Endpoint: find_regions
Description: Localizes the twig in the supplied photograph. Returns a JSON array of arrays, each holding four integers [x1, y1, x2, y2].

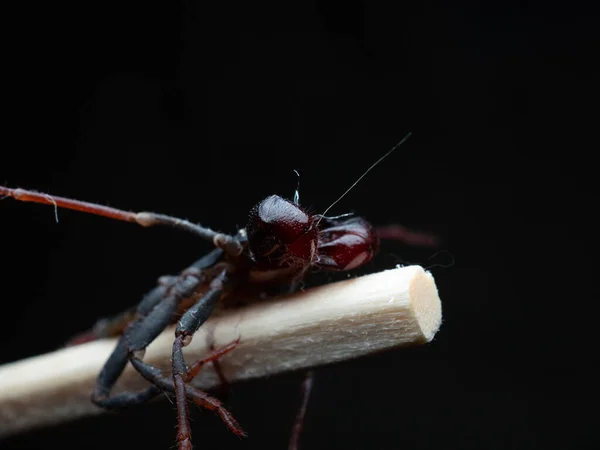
[[0, 265, 442, 438]]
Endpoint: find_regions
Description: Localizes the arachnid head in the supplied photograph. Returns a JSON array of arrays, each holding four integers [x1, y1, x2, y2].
[[247, 195, 318, 269]]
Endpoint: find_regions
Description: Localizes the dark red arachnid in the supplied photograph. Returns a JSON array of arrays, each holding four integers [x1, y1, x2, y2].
[[0, 136, 436, 450], [0, 184, 417, 450]]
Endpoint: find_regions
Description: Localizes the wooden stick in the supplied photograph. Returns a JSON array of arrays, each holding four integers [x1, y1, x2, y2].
[[0, 265, 442, 438]]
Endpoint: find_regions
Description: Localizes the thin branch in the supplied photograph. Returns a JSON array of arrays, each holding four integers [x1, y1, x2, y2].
[[0, 265, 442, 438]]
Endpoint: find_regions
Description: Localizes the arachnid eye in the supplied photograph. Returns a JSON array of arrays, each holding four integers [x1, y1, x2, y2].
[[247, 195, 318, 266]]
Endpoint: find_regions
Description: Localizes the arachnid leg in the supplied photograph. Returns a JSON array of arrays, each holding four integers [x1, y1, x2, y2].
[[0, 185, 243, 256], [130, 356, 245, 438], [376, 224, 439, 247], [186, 338, 240, 382], [170, 268, 237, 449], [93, 337, 239, 412], [202, 327, 236, 398], [91, 251, 224, 408], [92, 385, 163, 410], [288, 371, 315, 450], [135, 213, 243, 256], [91, 281, 179, 405], [105, 267, 241, 449], [209, 351, 233, 400]]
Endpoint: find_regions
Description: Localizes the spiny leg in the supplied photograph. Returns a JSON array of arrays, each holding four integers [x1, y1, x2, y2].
[[0, 185, 242, 255]]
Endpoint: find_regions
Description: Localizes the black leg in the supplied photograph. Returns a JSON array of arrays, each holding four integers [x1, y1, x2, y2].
[[91, 282, 176, 404], [95, 385, 162, 410], [92, 284, 181, 404], [170, 268, 236, 449], [91, 256, 220, 406], [92, 263, 241, 450], [135, 213, 243, 256]]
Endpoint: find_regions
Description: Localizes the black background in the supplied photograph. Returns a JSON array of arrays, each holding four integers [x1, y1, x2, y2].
[[1, 2, 598, 450]]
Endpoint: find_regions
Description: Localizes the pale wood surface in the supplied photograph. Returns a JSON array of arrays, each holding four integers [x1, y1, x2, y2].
[[0, 265, 442, 438]]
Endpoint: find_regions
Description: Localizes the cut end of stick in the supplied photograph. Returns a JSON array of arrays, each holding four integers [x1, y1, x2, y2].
[[410, 268, 443, 342], [0, 265, 442, 438]]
